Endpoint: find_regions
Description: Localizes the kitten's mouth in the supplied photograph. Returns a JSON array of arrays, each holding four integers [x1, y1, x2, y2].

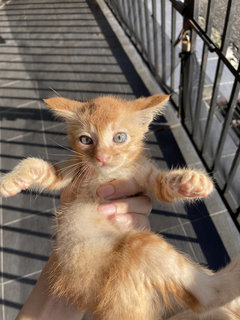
[[97, 162, 109, 168], [97, 163, 111, 170]]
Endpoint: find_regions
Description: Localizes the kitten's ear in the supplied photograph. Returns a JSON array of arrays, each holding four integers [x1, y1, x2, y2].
[[43, 97, 82, 120], [132, 94, 170, 125]]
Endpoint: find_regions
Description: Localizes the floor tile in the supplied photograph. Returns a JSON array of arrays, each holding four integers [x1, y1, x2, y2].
[[210, 210, 240, 260], [170, 125, 202, 166], [2, 215, 52, 282], [2, 192, 55, 225], [3, 271, 40, 320], [181, 216, 231, 270], [203, 188, 228, 215], [0, 286, 5, 320], [159, 224, 197, 261], [0, 105, 43, 141], [150, 199, 183, 233], [1, 131, 47, 173]]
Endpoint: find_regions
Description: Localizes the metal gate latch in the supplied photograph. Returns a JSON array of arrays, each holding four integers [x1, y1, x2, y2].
[[174, 26, 191, 52]]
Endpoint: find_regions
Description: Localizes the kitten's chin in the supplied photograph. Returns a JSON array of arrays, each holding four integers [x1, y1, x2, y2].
[[97, 166, 117, 175], [95, 163, 123, 176]]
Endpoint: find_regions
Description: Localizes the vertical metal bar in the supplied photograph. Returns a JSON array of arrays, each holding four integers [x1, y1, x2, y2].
[[126, 0, 134, 34], [213, 64, 240, 172], [161, 0, 166, 83], [187, 0, 199, 127], [122, 0, 128, 18], [171, 5, 176, 90], [144, 0, 153, 65], [138, 0, 146, 55], [189, 2, 198, 51], [223, 143, 240, 195], [202, 0, 237, 157], [117, 0, 122, 11], [201, 58, 224, 153], [152, 0, 160, 75], [192, 0, 216, 143], [132, 0, 139, 40], [115, 0, 125, 23], [180, 0, 198, 130], [112, 0, 118, 11]]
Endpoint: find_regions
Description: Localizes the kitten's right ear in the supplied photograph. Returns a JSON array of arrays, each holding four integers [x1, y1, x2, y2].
[[43, 97, 82, 121]]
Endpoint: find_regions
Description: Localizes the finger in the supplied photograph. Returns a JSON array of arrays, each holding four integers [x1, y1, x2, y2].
[[96, 178, 143, 199], [110, 213, 151, 231], [98, 195, 152, 217]]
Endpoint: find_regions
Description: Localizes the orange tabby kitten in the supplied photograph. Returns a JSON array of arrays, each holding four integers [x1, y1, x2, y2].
[[0, 94, 239, 320]]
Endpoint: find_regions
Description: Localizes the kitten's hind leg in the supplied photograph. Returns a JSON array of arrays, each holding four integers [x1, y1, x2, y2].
[[94, 232, 240, 319], [0, 157, 68, 197], [142, 232, 240, 315]]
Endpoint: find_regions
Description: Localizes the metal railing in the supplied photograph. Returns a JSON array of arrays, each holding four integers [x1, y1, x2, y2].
[[104, 0, 240, 230]]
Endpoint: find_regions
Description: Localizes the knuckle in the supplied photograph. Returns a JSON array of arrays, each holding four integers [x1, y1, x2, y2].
[[116, 201, 129, 214]]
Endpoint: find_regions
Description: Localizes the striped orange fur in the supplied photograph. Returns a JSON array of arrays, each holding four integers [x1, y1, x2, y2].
[[0, 94, 239, 319]]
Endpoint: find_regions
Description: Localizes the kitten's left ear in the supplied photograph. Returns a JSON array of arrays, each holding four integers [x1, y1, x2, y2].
[[132, 94, 170, 125], [43, 97, 82, 120]]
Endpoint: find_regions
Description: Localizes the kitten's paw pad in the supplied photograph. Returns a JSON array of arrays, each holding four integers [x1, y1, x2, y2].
[[0, 174, 34, 198], [168, 171, 213, 199]]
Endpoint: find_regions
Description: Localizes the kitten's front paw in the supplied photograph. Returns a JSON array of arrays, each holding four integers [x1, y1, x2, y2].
[[0, 173, 33, 197], [166, 170, 213, 200], [0, 158, 44, 197]]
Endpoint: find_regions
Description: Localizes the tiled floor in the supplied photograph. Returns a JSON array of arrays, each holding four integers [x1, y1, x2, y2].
[[0, 0, 239, 319]]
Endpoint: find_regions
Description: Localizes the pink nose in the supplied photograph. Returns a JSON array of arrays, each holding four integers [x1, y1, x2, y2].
[[96, 153, 110, 166]]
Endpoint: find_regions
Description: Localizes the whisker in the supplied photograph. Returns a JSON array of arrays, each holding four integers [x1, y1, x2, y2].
[[70, 168, 84, 192], [57, 156, 88, 170], [46, 137, 86, 158], [48, 88, 78, 115], [73, 164, 92, 188], [81, 166, 92, 186], [58, 162, 82, 178], [49, 141, 75, 155], [47, 153, 70, 157], [49, 87, 63, 98]]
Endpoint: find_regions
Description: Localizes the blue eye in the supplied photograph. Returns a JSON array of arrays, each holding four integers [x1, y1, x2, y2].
[[113, 132, 127, 144], [79, 135, 93, 145]]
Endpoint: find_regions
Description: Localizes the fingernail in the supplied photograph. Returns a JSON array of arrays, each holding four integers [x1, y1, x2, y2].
[[98, 204, 116, 215], [97, 185, 115, 198]]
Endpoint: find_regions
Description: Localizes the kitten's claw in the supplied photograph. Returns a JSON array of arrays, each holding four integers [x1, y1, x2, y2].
[[167, 170, 213, 199]]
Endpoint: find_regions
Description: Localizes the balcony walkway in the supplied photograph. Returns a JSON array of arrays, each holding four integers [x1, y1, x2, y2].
[[0, 0, 239, 319]]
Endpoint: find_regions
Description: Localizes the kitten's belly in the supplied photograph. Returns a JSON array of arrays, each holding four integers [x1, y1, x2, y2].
[[55, 198, 121, 285], [57, 197, 120, 249]]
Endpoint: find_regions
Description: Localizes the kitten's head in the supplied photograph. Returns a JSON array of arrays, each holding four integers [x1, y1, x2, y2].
[[44, 94, 169, 174]]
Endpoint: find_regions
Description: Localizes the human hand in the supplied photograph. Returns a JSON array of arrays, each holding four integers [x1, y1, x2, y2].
[[97, 179, 152, 230], [61, 179, 152, 231]]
